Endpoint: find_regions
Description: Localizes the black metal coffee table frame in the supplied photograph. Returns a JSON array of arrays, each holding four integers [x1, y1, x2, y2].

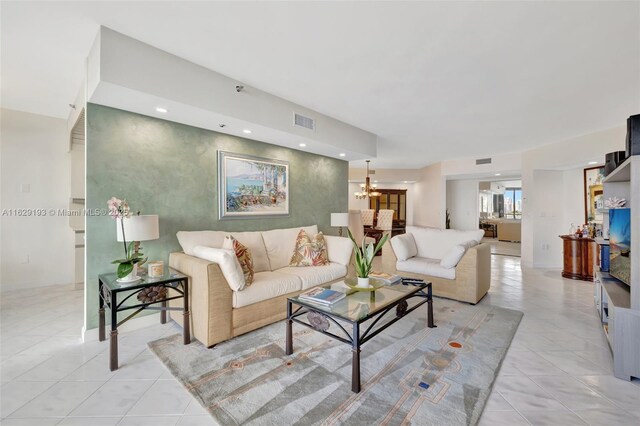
[[286, 280, 434, 393]]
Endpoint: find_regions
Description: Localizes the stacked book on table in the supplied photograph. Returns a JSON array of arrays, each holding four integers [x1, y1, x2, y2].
[[299, 287, 346, 306], [369, 271, 402, 284]]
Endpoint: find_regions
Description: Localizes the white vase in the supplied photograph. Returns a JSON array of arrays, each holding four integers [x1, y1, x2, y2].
[[117, 264, 140, 283], [357, 277, 370, 288]]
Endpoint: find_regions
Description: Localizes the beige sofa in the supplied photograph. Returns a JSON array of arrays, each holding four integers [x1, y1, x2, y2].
[[382, 226, 491, 304], [168, 225, 353, 347]]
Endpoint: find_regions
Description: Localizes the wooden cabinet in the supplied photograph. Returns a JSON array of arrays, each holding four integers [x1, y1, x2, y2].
[[560, 235, 598, 281], [368, 189, 407, 229]]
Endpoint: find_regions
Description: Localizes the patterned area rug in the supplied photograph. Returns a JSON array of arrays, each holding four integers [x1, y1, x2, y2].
[[148, 299, 522, 425]]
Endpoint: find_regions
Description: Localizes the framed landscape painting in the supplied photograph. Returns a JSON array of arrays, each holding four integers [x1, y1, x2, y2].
[[584, 166, 605, 223], [218, 151, 289, 219]]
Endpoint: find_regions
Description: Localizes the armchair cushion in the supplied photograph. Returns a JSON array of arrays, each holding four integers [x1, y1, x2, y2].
[[440, 245, 466, 269], [396, 257, 456, 280], [390, 233, 418, 261], [192, 245, 246, 291]]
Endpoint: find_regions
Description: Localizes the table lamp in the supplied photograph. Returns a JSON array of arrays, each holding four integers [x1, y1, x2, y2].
[[116, 215, 159, 281], [331, 213, 349, 237]]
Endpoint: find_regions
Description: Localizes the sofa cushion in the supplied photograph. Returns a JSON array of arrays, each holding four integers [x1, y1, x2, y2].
[[192, 245, 246, 291], [406, 226, 483, 260], [222, 236, 254, 286], [289, 230, 330, 267], [390, 233, 418, 261], [177, 230, 226, 256], [261, 225, 318, 270], [396, 257, 456, 280], [440, 245, 466, 269], [232, 271, 302, 308], [279, 263, 347, 290], [324, 235, 352, 266], [228, 232, 270, 273], [176, 230, 270, 273]]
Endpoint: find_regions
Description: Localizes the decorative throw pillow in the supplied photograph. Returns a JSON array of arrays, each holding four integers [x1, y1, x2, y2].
[[223, 236, 254, 286], [289, 229, 330, 267]]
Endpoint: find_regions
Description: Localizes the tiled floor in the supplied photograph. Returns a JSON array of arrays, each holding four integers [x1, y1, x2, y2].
[[0, 285, 213, 425], [478, 258, 640, 425], [482, 237, 521, 257], [1, 256, 639, 425]]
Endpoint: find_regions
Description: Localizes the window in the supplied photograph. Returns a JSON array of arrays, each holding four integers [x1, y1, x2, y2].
[[504, 187, 522, 219]]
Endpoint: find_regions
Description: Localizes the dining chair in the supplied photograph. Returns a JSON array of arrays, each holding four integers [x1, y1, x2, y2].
[[361, 209, 375, 227]]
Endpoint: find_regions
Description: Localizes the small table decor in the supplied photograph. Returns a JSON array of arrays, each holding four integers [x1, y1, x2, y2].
[[343, 277, 387, 292]]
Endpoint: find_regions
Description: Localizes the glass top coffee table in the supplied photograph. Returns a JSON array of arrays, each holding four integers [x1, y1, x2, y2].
[[286, 278, 434, 393]]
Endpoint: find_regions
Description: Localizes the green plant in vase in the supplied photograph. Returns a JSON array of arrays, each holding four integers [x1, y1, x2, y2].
[[107, 197, 146, 280], [347, 229, 389, 287]]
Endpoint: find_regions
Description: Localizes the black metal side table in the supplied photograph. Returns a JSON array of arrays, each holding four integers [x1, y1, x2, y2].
[[98, 267, 190, 371]]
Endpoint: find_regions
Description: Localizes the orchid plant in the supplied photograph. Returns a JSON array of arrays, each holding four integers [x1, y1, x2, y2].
[[347, 229, 389, 278], [108, 197, 146, 278]]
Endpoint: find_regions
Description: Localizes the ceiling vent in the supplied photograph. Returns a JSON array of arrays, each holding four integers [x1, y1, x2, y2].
[[475, 157, 492, 165], [293, 113, 315, 131]]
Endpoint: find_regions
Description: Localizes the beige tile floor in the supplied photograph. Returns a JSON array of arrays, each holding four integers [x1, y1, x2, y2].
[[1, 256, 639, 425]]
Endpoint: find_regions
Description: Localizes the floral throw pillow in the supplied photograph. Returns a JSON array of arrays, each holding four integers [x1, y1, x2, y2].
[[223, 236, 254, 286], [289, 229, 330, 267]]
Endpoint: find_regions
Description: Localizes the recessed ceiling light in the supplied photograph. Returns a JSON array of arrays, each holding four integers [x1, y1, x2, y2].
[[403, 181, 408, 183], [243, 129, 252, 134], [588, 161, 598, 165], [495, 173, 501, 176], [299, 143, 306, 147], [155, 107, 168, 113], [339, 153, 346, 157]]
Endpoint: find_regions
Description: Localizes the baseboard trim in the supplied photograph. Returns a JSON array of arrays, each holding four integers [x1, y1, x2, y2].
[[82, 312, 161, 342]]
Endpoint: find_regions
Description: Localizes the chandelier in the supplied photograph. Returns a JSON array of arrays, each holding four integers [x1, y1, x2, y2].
[[354, 160, 381, 199]]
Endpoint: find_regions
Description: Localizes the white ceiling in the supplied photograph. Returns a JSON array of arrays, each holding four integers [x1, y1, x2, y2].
[[2, 1, 639, 168]]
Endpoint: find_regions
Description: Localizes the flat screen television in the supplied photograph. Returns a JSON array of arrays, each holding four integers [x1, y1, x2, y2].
[[609, 208, 631, 286]]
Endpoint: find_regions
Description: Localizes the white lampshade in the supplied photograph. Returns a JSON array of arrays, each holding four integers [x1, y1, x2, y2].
[[116, 215, 160, 242], [330, 213, 349, 227]]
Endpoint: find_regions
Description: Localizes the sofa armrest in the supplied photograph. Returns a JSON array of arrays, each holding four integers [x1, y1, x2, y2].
[[169, 252, 233, 347], [455, 243, 491, 303]]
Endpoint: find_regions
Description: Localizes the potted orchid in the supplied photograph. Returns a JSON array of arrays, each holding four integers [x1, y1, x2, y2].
[[107, 197, 146, 281], [347, 229, 389, 288]]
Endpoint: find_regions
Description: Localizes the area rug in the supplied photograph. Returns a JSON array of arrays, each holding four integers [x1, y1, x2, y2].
[[148, 299, 522, 425]]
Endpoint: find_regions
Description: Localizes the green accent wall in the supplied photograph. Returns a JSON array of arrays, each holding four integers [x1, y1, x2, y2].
[[86, 104, 348, 330]]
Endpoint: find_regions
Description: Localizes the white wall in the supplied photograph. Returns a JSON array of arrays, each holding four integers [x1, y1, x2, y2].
[[446, 179, 479, 230], [413, 162, 445, 228], [530, 170, 565, 268], [0, 109, 74, 291], [521, 126, 626, 267], [441, 152, 522, 178]]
